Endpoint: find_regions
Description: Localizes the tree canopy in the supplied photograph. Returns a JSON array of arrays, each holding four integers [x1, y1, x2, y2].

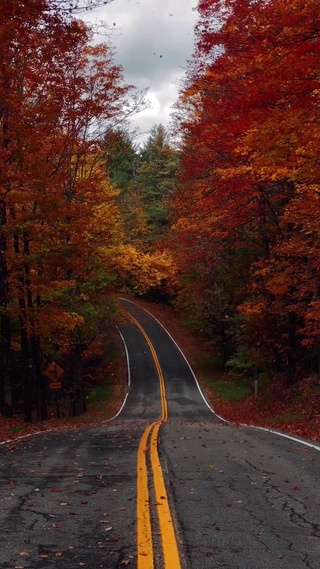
[[166, 0, 320, 383]]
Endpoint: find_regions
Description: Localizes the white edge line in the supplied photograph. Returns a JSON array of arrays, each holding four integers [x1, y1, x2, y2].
[[0, 327, 131, 446], [120, 297, 320, 452], [104, 326, 131, 422], [0, 430, 55, 446], [241, 424, 320, 452]]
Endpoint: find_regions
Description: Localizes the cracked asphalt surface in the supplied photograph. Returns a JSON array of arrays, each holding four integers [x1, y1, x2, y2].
[[0, 299, 319, 568]]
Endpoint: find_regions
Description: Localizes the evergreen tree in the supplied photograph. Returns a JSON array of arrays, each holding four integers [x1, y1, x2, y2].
[[136, 124, 180, 245], [105, 125, 180, 249]]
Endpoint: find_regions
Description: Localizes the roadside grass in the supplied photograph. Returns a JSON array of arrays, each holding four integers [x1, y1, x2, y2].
[[86, 385, 113, 409], [8, 425, 28, 434], [194, 353, 253, 402], [207, 375, 252, 402], [266, 411, 305, 425], [54, 385, 119, 424], [58, 408, 112, 424]]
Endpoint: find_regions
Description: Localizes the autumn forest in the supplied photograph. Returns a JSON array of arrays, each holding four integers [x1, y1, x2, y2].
[[1, 0, 320, 429]]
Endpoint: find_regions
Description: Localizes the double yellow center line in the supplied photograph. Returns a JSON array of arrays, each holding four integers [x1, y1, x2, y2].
[[130, 315, 181, 569]]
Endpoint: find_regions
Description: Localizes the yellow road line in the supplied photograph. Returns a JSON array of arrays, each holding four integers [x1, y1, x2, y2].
[[129, 315, 168, 420], [150, 422, 182, 569], [128, 313, 181, 569], [137, 422, 156, 568]]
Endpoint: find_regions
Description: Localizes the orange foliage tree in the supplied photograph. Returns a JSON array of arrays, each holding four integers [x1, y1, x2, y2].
[[0, 0, 136, 419]]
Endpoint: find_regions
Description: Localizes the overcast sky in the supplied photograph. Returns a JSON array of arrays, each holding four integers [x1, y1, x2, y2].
[[85, 0, 198, 142]]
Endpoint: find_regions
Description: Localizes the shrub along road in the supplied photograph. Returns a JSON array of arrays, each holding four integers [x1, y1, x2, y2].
[[0, 300, 319, 568]]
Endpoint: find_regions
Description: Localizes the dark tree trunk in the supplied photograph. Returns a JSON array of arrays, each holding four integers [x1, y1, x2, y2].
[[13, 233, 33, 422], [31, 334, 47, 421], [0, 203, 12, 416], [70, 344, 86, 417], [0, 64, 13, 416], [0, 313, 12, 417], [287, 311, 297, 386], [20, 321, 32, 422], [23, 236, 47, 421]]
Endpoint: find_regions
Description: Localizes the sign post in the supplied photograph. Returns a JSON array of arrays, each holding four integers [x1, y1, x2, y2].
[[45, 363, 64, 419]]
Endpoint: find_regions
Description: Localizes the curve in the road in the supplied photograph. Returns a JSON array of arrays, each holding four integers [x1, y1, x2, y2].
[[120, 297, 226, 422], [120, 298, 320, 452]]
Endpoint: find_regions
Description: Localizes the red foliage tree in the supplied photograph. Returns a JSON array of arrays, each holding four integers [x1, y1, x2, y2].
[[169, 0, 320, 382]]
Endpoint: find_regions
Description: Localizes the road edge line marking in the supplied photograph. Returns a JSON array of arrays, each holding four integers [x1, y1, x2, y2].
[[240, 424, 320, 452], [104, 326, 131, 421]]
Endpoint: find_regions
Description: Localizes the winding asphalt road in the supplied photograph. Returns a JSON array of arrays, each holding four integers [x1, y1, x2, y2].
[[0, 299, 319, 569]]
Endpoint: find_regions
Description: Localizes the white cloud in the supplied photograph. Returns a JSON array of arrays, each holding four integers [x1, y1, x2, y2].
[[85, 0, 198, 142]]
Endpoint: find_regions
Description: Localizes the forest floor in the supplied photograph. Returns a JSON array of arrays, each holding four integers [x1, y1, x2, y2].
[[0, 297, 319, 443]]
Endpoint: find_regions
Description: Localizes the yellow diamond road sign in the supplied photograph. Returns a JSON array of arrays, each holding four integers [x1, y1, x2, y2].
[[45, 362, 64, 382]]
